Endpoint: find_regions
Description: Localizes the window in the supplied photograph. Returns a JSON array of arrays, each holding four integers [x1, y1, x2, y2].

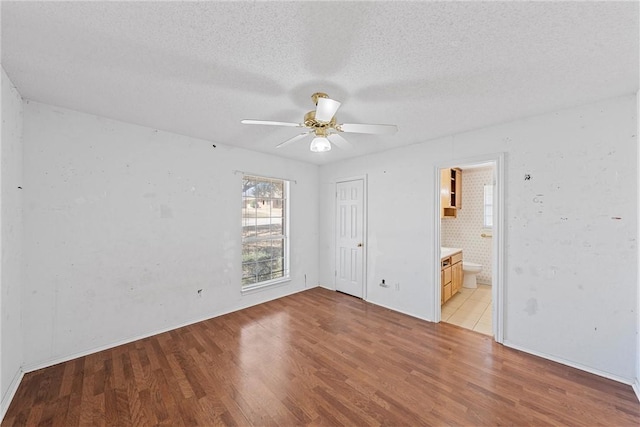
[[483, 184, 493, 228], [241, 175, 289, 290]]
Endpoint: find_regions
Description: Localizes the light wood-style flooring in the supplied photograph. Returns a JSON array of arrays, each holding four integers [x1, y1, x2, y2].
[[3, 287, 639, 426]]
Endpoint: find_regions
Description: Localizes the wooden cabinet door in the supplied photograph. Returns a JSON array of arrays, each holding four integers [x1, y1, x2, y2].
[[443, 266, 452, 285], [442, 265, 452, 303], [452, 262, 463, 294], [444, 282, 452, 302], [441, 168, 461, 218], [440, 169, 451, 208], [451, 252, 463, 265]]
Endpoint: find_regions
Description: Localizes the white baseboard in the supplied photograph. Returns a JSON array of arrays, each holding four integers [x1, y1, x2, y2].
[[365, 299, 432, 323], [1, 367, 24, 423], [318, 286, 432, 322], [22, 286, 312, 374], [503, 340, 634, 387], [363, 298, 638, 399]]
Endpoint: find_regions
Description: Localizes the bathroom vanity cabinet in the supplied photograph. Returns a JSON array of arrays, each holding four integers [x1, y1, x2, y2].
[[440, 168, 462, 218], [441, 250, 463, 304]]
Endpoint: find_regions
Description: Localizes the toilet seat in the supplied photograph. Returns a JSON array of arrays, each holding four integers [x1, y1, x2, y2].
[[463, 262, 482, 273]]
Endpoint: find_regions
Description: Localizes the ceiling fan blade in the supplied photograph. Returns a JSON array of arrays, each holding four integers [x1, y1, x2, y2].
[[275, 132, 311, 148], [338, 123, 398, 135], [315, 97, 341, 123], [241, 119, 303, 127], [327, 133, 353, 150]]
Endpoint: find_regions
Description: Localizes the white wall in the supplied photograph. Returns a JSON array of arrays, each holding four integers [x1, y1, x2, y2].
[[1, 68, 24, 415], [320, 94, 638, 382], [21, 101, 319, 369]]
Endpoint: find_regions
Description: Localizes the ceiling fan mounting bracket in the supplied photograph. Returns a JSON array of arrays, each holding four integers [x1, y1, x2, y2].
[[311, 92, 329, 105]]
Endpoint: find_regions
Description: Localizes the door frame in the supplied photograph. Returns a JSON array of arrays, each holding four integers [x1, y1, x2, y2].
[[334, 174, 368, 300], [433, 153, 505, 343]]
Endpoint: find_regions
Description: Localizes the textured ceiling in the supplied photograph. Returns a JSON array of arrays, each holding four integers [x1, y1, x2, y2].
[[2, 1, 638, 165]]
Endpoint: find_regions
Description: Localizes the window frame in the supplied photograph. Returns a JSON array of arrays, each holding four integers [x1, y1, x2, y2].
[[483, 184, 494, 228], [241, 174, 290, 292]]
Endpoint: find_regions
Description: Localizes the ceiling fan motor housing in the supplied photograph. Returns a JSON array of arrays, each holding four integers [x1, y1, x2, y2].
[[304, 111, 336, 135]]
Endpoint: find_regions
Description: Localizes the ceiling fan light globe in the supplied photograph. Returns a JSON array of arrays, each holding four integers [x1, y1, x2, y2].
[[310, 137, 331, 152]]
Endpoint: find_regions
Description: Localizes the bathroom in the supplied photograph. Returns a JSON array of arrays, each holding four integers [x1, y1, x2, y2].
[[440, 162, 495, 335]]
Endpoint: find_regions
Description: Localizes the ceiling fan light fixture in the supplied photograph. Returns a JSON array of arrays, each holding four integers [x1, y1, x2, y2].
[[315, 97, 341, 123], [241, 92, 397, 151], [309, 136, 331, 152]]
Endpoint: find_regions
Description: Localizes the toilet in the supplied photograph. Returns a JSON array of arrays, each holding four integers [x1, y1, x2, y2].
[[462, 262, 483, 288]]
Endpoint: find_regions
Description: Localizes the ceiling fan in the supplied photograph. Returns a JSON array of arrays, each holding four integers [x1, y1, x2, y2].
[[241, 92, 398, 152]]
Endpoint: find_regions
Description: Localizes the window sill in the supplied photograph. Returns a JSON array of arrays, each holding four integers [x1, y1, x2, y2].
[[241, 277, 291, 295]]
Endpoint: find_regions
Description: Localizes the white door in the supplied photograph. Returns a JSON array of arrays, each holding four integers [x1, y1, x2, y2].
[[335, 179, 365, 298]]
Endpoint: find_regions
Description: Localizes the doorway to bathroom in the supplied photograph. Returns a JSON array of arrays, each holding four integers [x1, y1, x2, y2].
[[434, 154, 504, 342]]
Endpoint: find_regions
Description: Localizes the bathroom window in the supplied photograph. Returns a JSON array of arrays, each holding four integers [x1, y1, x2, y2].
[[483, 184, 493, 228], [241, 175, 290, 291]]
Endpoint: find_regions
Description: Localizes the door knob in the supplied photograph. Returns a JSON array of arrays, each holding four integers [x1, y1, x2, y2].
[[357, 243, 363, 247]]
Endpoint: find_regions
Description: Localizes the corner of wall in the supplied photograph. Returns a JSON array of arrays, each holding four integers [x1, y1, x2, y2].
[[0, 368, 23, 422], [635, 89, 640, 402], [0, 66, 25, 422]]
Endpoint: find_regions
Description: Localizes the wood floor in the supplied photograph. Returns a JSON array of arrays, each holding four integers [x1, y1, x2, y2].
[[3, 287, 639, 426]]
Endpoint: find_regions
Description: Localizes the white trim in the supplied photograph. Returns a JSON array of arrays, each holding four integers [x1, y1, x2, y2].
[[434, 153, 505, 344], [21, 287, 309, 374], [433, 166, 442, 322], [335, 174, 368, 183], [241, 278, 291, 295], [504, 340, 635, 386], [1, 368, 24, 423], [362, 176, 368, 301], [636, 88, 640, 403], [365, 299, 432, 323], [334, 174, 368, 300], [233, 170, 297, 184], [494, 153, 506, 343]]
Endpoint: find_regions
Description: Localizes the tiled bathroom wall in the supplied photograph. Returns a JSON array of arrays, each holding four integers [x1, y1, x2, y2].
[[441, 166, 493, 284]]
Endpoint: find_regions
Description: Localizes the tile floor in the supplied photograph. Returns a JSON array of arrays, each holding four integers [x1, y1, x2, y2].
[[441, 284, 492, 336]]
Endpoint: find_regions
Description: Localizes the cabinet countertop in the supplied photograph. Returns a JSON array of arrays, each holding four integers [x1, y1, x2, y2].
[[441, 247, 462, 260]]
